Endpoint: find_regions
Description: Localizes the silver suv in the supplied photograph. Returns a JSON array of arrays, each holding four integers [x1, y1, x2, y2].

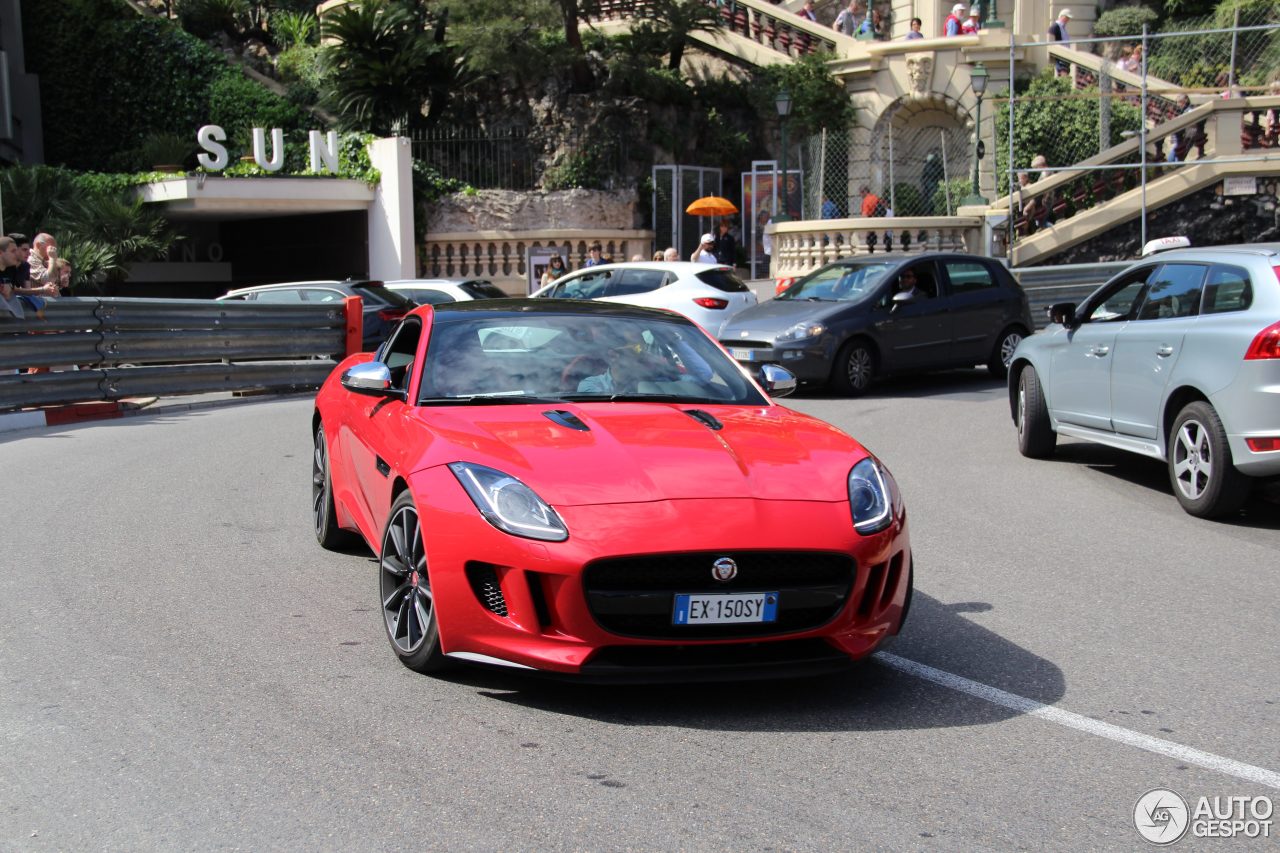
[[1009, 241, 1280, 518]]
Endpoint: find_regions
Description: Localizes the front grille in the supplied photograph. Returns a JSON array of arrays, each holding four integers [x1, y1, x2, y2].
[[466, 564, 509, 617], [720, 339, 771, 350], [583, 551, 854, 639]]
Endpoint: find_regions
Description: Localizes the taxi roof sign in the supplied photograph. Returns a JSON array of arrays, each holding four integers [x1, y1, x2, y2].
[[1141, 236, 1191, 257]]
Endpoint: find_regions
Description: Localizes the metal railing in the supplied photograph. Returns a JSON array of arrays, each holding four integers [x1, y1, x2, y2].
[[0, 297, 359, 412]]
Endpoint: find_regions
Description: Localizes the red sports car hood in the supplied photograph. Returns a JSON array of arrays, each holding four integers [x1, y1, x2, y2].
[[409, 403, 867, 506]]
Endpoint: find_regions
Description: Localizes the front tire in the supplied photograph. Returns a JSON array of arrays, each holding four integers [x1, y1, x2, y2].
[[313, 424, 358, 550], [1015, 366, 1056, 458], [832, 338, 876, 397], [379, 491, 448, 672], [988, 326, 1026, 379], [1168, 401, 1250, 518]]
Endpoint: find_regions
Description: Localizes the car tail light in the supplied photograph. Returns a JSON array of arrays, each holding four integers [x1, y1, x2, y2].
[[1244, 320, 1280, 360], [1245, 437, 1280, 452], [692, 297, 729, 310], [775, 277, 797, 296], [377, 308, 410, 322]]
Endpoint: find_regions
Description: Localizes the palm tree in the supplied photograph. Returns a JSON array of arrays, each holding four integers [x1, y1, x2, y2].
[[320, 0, 466, 134]]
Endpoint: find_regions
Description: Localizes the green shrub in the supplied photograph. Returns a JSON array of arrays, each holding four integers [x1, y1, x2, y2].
[[1093, 6, 1159, 37], [176, 0, 248, 38], [892, 182, 926, 216], [931, 177, 974, 215], [270, 10, 317, 48], [207, 70, 310, 163]]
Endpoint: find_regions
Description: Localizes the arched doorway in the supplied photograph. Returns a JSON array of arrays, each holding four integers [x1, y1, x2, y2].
[[870, 95, 972, 216]]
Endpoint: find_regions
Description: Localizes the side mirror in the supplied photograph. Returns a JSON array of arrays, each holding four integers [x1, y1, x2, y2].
[[891, 290, 914, 311], [758, 363, 797, 398], [341, 362, 401, 398], [1048, 302, 1078, 328]]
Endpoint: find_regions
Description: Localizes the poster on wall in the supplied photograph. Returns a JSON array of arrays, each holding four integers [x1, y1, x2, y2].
[[742, 164, 803, 280], [527, 246, 565, 295]]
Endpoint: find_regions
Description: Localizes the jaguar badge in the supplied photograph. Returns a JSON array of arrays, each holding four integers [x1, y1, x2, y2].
[[711, 557, 738, 582]]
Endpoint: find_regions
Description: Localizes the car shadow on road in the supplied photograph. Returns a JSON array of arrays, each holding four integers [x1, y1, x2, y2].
[[442, 591, 1066, 733], [1050, 440, 1280, 530]]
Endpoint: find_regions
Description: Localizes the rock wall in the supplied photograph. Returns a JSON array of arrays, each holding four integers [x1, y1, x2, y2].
[[423, 188, 641, 234], [1050, 179, 1280, 264]]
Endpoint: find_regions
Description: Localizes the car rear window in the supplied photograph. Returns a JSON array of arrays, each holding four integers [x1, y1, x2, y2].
[[460, 281, 507, 300], [695, 269, 749, 293], [353, 283, 412, 308], [1201, 264, 1253, 315], [612, 269, 670, 296]]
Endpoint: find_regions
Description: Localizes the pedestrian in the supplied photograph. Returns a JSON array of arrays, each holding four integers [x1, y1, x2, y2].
[[859, 186, 881, 217], [713, 221, 738, 267], [942, 3, 964, 36], [540, 254, 567, 287], [858, 8, 882, 38], [652, 250, 665, 261], [690, 233, 718, 264], [0, 236, 45, 319], [583, 241, 607, 267], [961, 5, 980, 34], [797, 0, 817, 22], [1049, 10, 1071, 76], [6, 233, 32, 288], [905, 17, 924, 39], [1166, 94, 1195, 162], [759, 211, 773, 278], [663, 247, 680, 262], [1030, 153, 1049, 182], [821, 196, 839, 218], [833, 0, 861, 36], [921, 149, 944, 209]]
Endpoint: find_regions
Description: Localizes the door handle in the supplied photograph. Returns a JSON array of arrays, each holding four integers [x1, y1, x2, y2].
[[1156, 345, 1174, 357], [1089, 345, 1110, 357]]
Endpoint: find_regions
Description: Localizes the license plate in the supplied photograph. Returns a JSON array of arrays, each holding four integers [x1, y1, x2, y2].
[[672, 592, 779, 625], [730, 347, 758, 361]]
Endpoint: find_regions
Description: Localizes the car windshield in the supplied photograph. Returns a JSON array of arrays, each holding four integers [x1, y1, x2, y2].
[[778, 262, 894, 302], [418, 312, 767, 405]]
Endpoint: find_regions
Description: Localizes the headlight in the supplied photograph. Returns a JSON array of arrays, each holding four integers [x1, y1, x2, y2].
[[848, 457, 892, 534], [448, 462, 568, 541], [776, 321, 826, 343]]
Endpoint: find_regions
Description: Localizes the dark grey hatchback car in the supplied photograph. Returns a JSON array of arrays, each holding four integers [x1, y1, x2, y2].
[[720, 253, 1034, 395]]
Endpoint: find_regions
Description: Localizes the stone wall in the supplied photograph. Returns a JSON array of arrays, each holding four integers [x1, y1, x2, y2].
[[1049, 180, 1280, 264], [423, 188, 641, 235]]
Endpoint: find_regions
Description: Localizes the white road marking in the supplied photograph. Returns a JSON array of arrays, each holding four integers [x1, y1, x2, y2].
[[875, 651, 1280, 790]]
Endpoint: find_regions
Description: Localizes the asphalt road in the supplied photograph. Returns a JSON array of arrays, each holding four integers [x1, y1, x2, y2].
[[1, 378, 1277, 851]]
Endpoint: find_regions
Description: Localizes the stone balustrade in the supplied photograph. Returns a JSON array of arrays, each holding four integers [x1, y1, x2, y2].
[[419, 229, 656, 295], [769, 217, 983, 278]]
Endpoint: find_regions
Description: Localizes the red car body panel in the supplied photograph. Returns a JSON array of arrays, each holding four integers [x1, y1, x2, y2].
[[315, 303, 911, 678]]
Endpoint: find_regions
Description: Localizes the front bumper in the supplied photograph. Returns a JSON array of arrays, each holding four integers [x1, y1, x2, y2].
[[721, 337, 835, 383], [409, 466, 911, 679]]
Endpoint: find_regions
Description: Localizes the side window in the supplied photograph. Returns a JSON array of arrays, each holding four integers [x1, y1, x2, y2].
[[943, 261, 996, 295], [553, 271, 611, 300], [408, 288, 456, 305], [1134, 263, 1205, 321], [383, 318, 421, 391], [610, 269, 668, 296], [1201, 264, 1253, 315], [1086, 267, 1154, 322], [303, 288, 346, 303], [254, 289, 305, 303]]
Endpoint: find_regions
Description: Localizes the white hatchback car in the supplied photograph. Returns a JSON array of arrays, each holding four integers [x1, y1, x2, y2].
[[529, 262, 758, 335]]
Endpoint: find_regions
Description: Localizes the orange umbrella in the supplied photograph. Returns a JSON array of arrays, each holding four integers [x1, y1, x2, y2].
[[685, 196, 739, 217]]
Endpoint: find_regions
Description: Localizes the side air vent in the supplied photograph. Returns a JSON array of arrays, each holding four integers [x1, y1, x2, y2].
[[683, 409, 723, 430], [543, 410, 590, 431], [466, 564, 509, 617]]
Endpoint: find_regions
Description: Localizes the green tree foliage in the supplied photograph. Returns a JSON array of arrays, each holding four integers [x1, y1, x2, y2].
[[320, 0, 467, 134], [753, 53, 856, 139], [994, 71, 1142, 195], [1092, 6, 1160, 38], [625, 0, 722, 72], [448, 0, 564, 87], [0, 165, 179, 292]]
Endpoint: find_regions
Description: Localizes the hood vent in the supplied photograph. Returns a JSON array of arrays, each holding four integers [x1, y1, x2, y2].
[[683, 409, 723, 431], [543, 410, 590, 431]]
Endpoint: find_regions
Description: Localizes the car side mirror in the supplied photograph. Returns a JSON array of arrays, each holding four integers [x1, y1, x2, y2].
[[341, 362, 401, 398], [891, 290, 914, 311], [758, 363, 797, 398], [1048, 302, 1078, 329]]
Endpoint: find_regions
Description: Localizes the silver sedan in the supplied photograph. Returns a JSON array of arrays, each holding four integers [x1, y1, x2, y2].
[[1008, 241, 1280, 518]]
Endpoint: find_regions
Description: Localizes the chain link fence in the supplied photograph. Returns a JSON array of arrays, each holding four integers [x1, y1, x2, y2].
[[409, 126, 630, 191]]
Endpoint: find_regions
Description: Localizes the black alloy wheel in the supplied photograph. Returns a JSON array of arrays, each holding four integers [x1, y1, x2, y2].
[[313, 424, 358, 550], [379, 491, 447, 672]]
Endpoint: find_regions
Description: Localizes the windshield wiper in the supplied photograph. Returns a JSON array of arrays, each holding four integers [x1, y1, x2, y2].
[[418, 394, 566, 406]]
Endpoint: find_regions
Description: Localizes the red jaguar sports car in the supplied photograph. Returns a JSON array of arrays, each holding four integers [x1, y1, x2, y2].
[[312, 300, 912, 681]]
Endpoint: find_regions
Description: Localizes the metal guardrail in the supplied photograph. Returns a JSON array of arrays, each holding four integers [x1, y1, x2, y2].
[[1013, 261, 1129, 329], [0, 297, 359, 411]]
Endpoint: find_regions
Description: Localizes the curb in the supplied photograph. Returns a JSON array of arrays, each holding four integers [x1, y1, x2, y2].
[[0, 392, 314, 435]]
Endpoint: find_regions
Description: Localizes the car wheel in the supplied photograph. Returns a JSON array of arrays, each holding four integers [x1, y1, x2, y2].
[[1168, 401, 1251, 518], [833, 338, 876, 397], [313, 424, 358, 550], [1015, 366, 1056, 458], [379, 491, 448, 672], [987, 326, 1026, 379]]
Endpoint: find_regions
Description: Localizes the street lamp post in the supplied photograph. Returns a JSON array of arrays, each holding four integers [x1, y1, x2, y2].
[[963, 62, 989, 207], [775, 89, 792, 222]]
